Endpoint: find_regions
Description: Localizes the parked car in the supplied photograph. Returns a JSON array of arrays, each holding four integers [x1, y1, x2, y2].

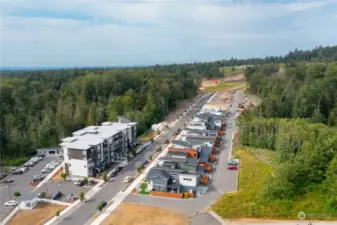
[[4, 200, 19, 207], [41, 168, 52, 173], [123, 176, 132, 183], [20, 167, 28, 172], [228, 160, 239, 166], [36, 192, 46, 198], [12, 169, 23, 175], [74, 180, 84, 186], [33, 174, 45, 182], [141, 160, 149, 167], [1, 179, 14, 184], [51, 191, 62, 200], [110, 171, 117, 177], [227, 165, 238, 171], [24, 162, 35, 167]]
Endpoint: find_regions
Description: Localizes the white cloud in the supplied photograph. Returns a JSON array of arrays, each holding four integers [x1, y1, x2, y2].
[[1, 0, 337, 67]]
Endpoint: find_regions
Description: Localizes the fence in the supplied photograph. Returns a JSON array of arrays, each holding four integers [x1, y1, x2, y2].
[[151, 191, 183, 199]]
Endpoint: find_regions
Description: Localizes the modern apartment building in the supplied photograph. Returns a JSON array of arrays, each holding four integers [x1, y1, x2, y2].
[[60, 121, 136, 179]]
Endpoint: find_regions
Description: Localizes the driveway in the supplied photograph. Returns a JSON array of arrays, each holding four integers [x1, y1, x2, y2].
[[55, 94, 212, 225]]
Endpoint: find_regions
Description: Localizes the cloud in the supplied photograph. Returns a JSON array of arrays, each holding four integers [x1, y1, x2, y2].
[[1, 0, 337, 67]]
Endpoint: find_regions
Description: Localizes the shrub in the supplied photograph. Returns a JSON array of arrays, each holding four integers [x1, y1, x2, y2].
[[165, 139, 170, 144], [150, 138, 154, 143], [40, 192, 46, 198], [60, 173, 68, 181], [97, 202, 105, 211], [132, 149, 137, 157], [156, 147, 162, 152], [149, 155, 153, 160], [137, 166, 142, 173], [103, 172, 108, 182], [56, 210, 60, 217], [79, 192, 85, 201], [82, 177, 88, 184], [14, 192, 21, 198]]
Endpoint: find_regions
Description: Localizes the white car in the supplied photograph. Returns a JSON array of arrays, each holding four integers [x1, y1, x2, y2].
[[4, 200, 19, 207], [123, 176, 132, 183]]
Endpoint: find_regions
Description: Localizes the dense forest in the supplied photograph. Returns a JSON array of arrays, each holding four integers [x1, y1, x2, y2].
[[0, 68, 200, 164], [237, 45, 337, 215], [1, 45, 336, 165]]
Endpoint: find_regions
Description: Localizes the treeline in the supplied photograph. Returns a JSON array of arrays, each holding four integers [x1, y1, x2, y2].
[[238, 113, 337, 212], [238, 45, 337, 214], [0, 67, 199, 163], [246, 61, 337, 125]]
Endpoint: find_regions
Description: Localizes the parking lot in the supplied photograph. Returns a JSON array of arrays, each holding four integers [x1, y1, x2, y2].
[[0, 156, 59, 219], [35, 180, 91, 202]]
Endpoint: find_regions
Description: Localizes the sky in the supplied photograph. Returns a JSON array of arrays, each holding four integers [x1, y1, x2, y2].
[[1, 0, 337, 67]]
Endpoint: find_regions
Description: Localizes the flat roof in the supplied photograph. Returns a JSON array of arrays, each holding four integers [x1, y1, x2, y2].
[[61, 121, 136, 150]]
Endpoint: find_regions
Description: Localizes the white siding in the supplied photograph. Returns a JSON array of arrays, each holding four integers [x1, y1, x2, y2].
[[69, 159, 88, 177], [179, 174, 198, 187]]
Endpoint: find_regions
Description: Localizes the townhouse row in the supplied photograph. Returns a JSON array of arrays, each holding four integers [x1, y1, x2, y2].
[[147, 109, 227, 197]]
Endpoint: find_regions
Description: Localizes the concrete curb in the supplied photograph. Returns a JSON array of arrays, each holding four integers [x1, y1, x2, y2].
[[209, 210, 228, 225]]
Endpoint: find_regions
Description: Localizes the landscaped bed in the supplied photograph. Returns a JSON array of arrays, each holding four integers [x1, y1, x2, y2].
[[101, 203, 189, 225], [7, 202, 66, 225]]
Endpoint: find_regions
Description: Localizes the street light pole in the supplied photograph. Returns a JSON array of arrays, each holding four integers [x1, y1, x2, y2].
[[8, 183, 12, 200]]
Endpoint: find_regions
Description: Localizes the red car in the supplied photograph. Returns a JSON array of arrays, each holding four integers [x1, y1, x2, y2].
[[227, 165, 238, 170]]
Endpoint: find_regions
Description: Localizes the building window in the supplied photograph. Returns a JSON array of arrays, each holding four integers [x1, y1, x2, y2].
[[84, 165, 86, 168], [183, 178, 192, 181]]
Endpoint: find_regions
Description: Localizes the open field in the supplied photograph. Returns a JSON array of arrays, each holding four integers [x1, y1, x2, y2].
[[101, 203, 190, 225], [7, 202, 66, 225], [211, 147, 337, 220], [202, 82, 247, 92], [220, 66, 245, 77]]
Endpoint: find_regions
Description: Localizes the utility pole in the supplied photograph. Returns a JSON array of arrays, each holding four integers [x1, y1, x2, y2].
[[45, 181, 48, 195], [8, 183, 12, 200]]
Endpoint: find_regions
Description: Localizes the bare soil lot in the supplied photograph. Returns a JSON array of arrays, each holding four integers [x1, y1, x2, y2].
[[7, 202, 66, 225], [101, 203, 189, 225]]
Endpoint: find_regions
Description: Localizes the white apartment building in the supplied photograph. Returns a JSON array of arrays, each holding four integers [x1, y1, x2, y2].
[[60, 121, 136, 179]]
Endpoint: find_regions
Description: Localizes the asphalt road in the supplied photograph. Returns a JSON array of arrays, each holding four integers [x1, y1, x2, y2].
[[56, 93, 212, 225]]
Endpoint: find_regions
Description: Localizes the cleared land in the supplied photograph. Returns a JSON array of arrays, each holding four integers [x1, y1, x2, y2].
[[7, 202, 66, 225], [202, 82, 247, 92], [220, 66, 245, 77], [137, 130, 156, 142], [211, 148, 337, 220], [101, 203, 189, 225]]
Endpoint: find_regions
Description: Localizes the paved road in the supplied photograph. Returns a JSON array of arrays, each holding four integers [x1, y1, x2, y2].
[[56, 93, 212, 225]]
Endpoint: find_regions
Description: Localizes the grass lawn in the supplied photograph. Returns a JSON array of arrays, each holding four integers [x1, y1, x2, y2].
[[202, 82, 247, 92], [211, 147, 337, 220], [101, 203, 189, 225], [8, 202, 66, 225], [137, 130, 156, 142]]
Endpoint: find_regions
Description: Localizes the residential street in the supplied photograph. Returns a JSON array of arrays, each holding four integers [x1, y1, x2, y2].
[[124, 90, 244, 222], [54, 94, 212, 225]]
